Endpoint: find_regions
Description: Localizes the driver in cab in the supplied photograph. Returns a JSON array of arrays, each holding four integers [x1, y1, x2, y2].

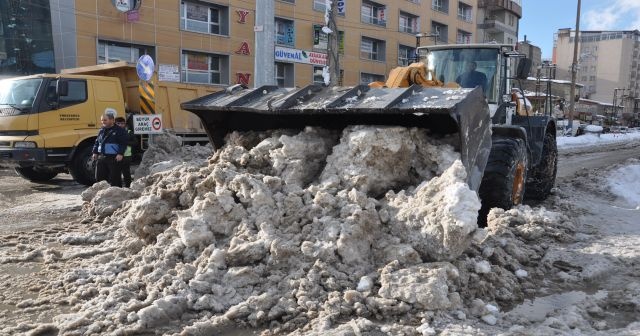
[[456, 61, 487, 92]]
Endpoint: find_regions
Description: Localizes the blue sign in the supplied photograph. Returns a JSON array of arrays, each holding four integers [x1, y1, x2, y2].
[[136, 54, 155, 81]]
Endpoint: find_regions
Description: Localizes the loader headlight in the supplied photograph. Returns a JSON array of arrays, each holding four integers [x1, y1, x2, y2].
[[14, 141, 37, 148]]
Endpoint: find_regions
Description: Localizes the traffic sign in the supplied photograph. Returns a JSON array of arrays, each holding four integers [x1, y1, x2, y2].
[[136, 54, 155, 81], [133, 114, 163, 134]]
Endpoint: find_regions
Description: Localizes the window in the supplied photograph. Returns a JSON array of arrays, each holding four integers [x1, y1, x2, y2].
[[361, 36, 385, 61], [276, 62, 294, 87], [508, 14, 515, 26], [275, 18, 295, 46], [42, 79, 87, 111], [181, 51, 229, 85], [97, 40, 155, 64], [589, 75, 596, 81], [398, 45, 416, 66], [456, 30, 471, 44], [361, 1, 386, 26], [180, 1, 229, 35], [313, 66, 325, 85], [399, 12, 419, 34], [313, 25, 345, 54], [360, 72, 385, 84], [457, 2, 472, 22], [432, 0, 448, 13], [431, 21, 448, 43], [314, 0, 345, 14]]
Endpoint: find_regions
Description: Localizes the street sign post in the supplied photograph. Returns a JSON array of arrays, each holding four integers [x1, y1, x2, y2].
[[133, 114, 163, 134]]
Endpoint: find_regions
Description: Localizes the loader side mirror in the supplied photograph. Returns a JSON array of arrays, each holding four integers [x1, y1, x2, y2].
[[56, 80, 69, 97], [516, 58, 532, 80]]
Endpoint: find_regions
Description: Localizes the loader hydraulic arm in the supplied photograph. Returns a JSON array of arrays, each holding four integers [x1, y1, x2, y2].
[[369, 62, 456, 89]]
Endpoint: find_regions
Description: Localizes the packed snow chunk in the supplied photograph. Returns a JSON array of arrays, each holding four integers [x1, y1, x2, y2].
[[386, 160, 482, 260], [87, 186, 139, 217], [135, 131, 212, 178], [122, 195, 172, 241], [269, 127, 337, 186], [515, 269, 528, 278], [137, 295, 187, 328], [321, 126, 459, 196], [607, 162, 640, 208], [475, 260, 492, 274], [176, 191, 247, 248], [357, 276, 373, 292], [81, 180, 110, 202], [378, 263, 454, 310]]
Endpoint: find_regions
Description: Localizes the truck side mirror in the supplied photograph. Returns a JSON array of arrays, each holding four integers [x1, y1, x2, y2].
[[57, 80, 69, 97], [516, 58, 532, 80]]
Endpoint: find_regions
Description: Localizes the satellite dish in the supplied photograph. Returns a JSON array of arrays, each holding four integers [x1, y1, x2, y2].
[[136, 55, 154, 82], [112, 0, 141, 13]]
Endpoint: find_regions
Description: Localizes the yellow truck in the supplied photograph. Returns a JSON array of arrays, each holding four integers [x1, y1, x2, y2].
[[0, 61, 217, 185]]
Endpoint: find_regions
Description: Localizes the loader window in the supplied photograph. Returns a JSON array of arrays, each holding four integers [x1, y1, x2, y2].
[[422, 48, 499, 103]]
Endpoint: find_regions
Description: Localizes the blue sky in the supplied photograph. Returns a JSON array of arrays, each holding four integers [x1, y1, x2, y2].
[[519, 0, 640, 59]]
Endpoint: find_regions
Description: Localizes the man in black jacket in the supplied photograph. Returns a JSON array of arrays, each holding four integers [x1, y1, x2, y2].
[[92, 113, 128, 186]]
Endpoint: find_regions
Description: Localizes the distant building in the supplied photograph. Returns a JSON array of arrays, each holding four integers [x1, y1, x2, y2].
[[476, 0, 521, 45], [517, 37, 542, 77], [553, 28, 640, 124]]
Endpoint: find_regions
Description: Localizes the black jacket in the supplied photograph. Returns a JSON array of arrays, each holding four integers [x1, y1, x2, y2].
[[92, 125, 128, 156]]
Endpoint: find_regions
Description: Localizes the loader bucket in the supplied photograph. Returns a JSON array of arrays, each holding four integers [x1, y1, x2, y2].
[[182, 84, 491, 192]]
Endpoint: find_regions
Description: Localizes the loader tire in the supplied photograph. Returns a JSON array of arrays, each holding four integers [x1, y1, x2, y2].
[[525, 131, 557, 200], [14, 166, 58, 182], [479, 137, 528, 224], [69, 143, 96, 186]]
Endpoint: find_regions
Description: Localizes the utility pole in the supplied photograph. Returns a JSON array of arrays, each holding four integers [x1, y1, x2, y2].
[[324, 0, 340, 86], [568, 0, 581, 131], [254, 0, 275, 87]]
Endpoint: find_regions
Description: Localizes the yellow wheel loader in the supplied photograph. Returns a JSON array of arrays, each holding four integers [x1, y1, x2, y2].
[[182, 44, 558, 219]]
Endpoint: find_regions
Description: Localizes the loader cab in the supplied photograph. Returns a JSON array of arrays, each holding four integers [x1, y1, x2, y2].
[[418, 44, 514, 106]]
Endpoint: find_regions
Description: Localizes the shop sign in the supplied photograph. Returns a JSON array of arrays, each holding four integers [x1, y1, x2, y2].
[[275, 47, 326, 65]]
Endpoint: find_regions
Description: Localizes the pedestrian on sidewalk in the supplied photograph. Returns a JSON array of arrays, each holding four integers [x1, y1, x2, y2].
[[115, 116, 136, 188], [92, 113, 128, 187]]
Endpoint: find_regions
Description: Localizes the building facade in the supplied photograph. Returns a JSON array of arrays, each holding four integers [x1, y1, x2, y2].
[[553, 29, 640, 124], [476, 0, 521, 45], [10, 0, 481, 88], [0, 0, 56, 78]]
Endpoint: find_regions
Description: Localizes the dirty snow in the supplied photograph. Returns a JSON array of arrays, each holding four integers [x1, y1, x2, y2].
[[3, 127, 640, 335], [607, 160, 640, 209]]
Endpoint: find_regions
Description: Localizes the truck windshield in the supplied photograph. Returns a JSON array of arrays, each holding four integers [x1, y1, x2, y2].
[[0, 78, 42, 114], [421, 48, 499, 103]]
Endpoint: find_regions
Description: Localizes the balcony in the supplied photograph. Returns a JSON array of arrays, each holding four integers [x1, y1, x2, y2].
[[478, 19, 517, 35], [478, 0, 522, 18]]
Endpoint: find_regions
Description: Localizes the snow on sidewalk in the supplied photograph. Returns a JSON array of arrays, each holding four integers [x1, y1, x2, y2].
[[557, 131, 640, 149], [607, 160, 640, 209]]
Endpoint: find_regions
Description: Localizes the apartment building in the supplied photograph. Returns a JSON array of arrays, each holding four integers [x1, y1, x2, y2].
[[3, 0, 479, 87], [476, 0, 521, 45], [554, 29, 640, 123]]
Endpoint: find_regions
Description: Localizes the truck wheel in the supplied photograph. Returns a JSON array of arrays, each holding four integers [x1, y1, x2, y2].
[[525, 131, 557, 200], [479, 137, 528, 224], [14, 166, 58, 182], [69, 144, 96, 186]]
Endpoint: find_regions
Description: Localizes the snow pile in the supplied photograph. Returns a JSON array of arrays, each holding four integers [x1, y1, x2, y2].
[[607, 160, 640, 209], [134, 131, 213, 178], [7, 126, 578, 335], [557, 131, 640, 149]]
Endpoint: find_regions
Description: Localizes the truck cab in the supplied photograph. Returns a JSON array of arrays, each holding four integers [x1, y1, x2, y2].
[[0, 74, 126, 184]]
